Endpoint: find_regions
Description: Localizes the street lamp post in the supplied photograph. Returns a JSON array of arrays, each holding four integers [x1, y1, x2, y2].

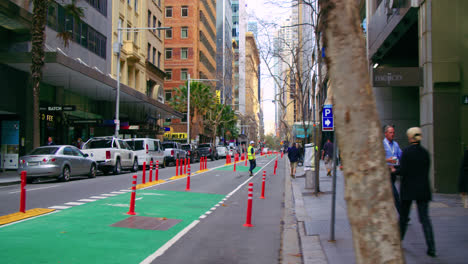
[[113, 21, 171, 137], [186, 75, 218, 143]]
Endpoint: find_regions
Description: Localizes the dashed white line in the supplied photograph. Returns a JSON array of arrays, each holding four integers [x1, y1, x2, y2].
[[199, 215, 207, 219], [120, 189, 131, 192], [101, 194, 117, 197], [90, 196, 107, 199], [64, 202, 84, 206], [111, 191, 126, 194], [48, 206, 70, 210], [78, 199, 96, 202]]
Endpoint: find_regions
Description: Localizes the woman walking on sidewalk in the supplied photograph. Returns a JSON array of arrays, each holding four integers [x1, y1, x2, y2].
[[399, 127, 436, 257]]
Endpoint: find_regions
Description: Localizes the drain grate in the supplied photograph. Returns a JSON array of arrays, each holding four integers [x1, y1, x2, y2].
[[111, 216, 182, 230]]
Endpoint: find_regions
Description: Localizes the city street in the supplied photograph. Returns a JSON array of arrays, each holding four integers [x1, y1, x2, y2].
[[0, 155, 286, 264]]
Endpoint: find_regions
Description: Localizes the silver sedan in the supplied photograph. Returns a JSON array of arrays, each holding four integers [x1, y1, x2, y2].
[[17, 145, 97, 183]]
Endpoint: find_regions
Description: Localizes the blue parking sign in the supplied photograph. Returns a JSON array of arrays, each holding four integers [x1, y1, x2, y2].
[[322, 104, 334, 131]]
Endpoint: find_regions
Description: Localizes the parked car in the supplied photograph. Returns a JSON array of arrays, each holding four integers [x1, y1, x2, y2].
[[17, 145, 97, 183], [81, 137, 138, 175], [216, 146, 228, 159], [227, 146, 238, 157], [181, 143, 200, 163], [124, 138, 165, 168], [162, 141, 186, 166], [197, 143, 218, 161]]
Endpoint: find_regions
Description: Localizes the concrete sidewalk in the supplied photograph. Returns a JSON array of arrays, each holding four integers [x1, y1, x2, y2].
[[0, 170, 20, 185], [290, 161, 468, 264]]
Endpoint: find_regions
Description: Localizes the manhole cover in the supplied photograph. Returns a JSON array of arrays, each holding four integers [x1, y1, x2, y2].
[[111, 216, 181, 230]]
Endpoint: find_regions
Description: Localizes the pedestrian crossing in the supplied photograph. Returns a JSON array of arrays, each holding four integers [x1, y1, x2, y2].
[[47, 190, 131, 211]]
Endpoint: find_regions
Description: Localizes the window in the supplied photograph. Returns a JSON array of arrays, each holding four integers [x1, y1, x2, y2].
[[147, 11, 151, 27], [165, 48, 172, 59], [85, 0, 107, 16], [166, 7, 172, 17], [181, 27, 188, 38], [165, 91, 172, 101], [153, 16, 156, 33], [157, 21, 162, 37], [127, 23, 131, 41], [181, 6, 188, 17], [158, 0, 161, 7], [147, 43, 151, 59], [165, 69, 172, 80], [134, 31, 138, 45], [181, 48, 188, 59], [152, 47, 156, 64], [127, 0, 131, 5], [165, 28, 172, 39], [157, 51, 161, 68], [134, 0, 138, 11], [181, 69, 188, 80]]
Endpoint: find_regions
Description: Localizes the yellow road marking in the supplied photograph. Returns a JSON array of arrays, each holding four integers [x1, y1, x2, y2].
[[0, 208, 55, 225], [135, 180, 167, 190]]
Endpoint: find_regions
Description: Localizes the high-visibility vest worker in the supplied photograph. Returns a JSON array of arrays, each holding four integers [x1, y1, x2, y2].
[[248, 144, 256, 160]]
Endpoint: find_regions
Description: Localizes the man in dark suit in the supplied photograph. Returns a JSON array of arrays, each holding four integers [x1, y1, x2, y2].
[[399, 127, 436, 257]]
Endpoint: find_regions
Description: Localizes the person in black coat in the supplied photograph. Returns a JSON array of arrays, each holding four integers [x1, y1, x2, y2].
[[459, 147, 468, 208], [399, 127, 436, 257]]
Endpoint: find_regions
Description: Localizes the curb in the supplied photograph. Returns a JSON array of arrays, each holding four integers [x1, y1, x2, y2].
[[0, 180, 20, 186]]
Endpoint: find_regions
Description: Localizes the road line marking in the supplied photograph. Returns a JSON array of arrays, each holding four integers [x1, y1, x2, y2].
[[111, 191, 125, 194], [90, 196, 107, 199], [101, 194, 117, 196], [199, 215, 207, 219], [9, 185, 59, 194], [48, 206, 70, 210], [64, 202, 84, 206], [210, 207, 216, 211], [78, 199, 96, 202], [140, 220, 200, 264], [0, 210, 58, 228], [205, 211, 212, 215], [119, 189, 131, 192]]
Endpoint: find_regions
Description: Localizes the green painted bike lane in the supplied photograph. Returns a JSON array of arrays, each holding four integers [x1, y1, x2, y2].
[[0, 190, 224, 264]]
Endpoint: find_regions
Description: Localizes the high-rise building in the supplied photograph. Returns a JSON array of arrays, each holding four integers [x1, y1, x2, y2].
[[163, 0, 217, 139], [216, 0, 233, 105], [245, 32, 260, 142], [232, 0, 246, 115]]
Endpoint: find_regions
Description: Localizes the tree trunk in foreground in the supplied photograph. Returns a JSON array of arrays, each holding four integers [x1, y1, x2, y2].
[[320, 1, 405, 263]]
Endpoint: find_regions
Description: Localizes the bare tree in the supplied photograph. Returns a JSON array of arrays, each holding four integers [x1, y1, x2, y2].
[[319, 0, 404, 263]]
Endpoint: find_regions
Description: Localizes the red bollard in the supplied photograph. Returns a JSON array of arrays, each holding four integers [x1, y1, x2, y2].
[[234, 158, 237, 172], [243, 182, 254, 227], [188, 158, 191, 169], [260, 171, 266, 199], [19, 171, 26, 213], [176, 159, 179, 176], [180, 158, 183, 175], [149, 160, 153, 182], [245, 156, 248, 166], [184, 158, 187, 175], [274, 159, 278, 175], [155, 160, 159, 181], [205, 156, 208, 170], [281, 152, 284, 159], [127, 175, 137, 215], [142, 161, 147, 184], [185, 167, 191, 191], [200, 157, 203, 171]]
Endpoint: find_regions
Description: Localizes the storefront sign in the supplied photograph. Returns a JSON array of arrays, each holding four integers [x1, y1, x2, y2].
[[40, 105, 76, 111], [373, 67, 423, 87]]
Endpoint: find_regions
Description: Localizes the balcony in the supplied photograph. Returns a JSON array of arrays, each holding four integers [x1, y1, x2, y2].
[[121, 40, 142, 63]]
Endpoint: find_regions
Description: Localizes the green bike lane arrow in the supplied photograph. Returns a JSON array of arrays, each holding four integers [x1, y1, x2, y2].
[[0, 190, 224, 264]]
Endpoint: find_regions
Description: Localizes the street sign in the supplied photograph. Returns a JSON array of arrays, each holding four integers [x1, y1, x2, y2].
[[322, 104, 334, 131]]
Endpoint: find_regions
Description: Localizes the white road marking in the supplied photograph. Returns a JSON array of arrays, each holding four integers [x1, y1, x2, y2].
[[140, 220, 200, 264], [90, 196, 107, 199], [205, 211, 212, 215], [136, 197, 143, 200], [111, 191, 126, 194], [0, 211, 59, 229], [105, 203, 128, 207], [48, 206, 70, 210], [119, 189, 131, 192], [101, 194, 117, 196], [9, 185, 59, 194], [78, 199, 96, 202], [199, 215, 207, 219], [64, 202, 84, 206]]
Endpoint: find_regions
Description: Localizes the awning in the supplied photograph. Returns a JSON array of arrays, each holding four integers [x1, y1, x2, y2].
[[0, 51, 183, 119]]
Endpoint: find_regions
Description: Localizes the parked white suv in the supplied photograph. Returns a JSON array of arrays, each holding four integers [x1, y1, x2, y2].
[[124, 138, 165, 168], [82, 137, 138, 175]]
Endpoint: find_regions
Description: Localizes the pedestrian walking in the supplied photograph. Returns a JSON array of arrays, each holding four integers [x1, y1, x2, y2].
[[383, 125, 402, 215], [321, 138, 334, 176], [247, 141, 256, 176], [459, 146, 468, 208], [399, 127, 436, 258], [288, 143, 300, 179]]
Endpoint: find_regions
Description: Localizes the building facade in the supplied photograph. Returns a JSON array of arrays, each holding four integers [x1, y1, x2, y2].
[[365, 0, 468, 193], [244, 32, 260, 142], [163, 0, 217, 140], [216, 0, 233, 105]]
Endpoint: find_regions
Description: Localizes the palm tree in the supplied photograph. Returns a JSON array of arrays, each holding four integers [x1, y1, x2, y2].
[[169, 82, 215, 141], [30, 0, 84, 148]]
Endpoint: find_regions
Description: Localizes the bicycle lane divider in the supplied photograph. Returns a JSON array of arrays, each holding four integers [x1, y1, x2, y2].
[[0, 190, 224, 264]]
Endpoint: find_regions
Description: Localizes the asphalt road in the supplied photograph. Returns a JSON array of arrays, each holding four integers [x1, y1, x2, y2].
[[0, 155, 286, 264]]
